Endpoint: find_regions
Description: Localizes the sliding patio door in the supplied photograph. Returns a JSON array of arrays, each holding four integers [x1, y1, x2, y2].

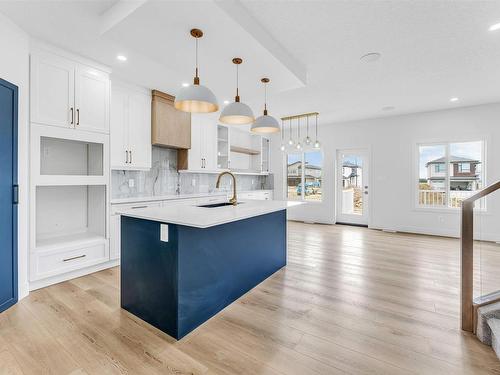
[[336, 149, 370, 226]]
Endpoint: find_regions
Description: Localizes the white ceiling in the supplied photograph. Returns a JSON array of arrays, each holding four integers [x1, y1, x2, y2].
[[1, 0, 500, 125]]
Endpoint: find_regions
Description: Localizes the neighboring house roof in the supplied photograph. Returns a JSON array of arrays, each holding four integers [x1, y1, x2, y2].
[[426, 156, 480, 166], [343, 172, 359, 179], [287, 162, 321, 170], [343, 162, 359, 168]]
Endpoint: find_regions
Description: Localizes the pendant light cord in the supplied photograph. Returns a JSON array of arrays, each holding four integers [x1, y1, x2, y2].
[[306, 115, 309, 137], [297, 117, 300, 138], [289, 119, 292, 141], [315, 114, 318, 140], [235, 64, 239, 101], [281, 120, 284, 141], [194, 37, 199, 84], [264, 82, 267, 113]]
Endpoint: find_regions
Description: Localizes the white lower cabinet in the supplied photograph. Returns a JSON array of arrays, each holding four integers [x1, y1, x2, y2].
[[110, 201, 162, 260], [32, 242, 108, 281]]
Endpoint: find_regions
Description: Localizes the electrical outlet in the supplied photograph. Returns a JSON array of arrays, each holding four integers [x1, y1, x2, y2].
[[128, 179, 135, 188]]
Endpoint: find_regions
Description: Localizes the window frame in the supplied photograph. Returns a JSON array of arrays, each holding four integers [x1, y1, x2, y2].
[[415, 140, 486, 211], [285, 150, 323, 203]]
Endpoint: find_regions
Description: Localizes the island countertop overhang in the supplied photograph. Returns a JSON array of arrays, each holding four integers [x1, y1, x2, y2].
[[117, 200, 301, 228]]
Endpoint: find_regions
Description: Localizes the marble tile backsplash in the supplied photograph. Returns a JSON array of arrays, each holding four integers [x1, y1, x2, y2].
[[111, 147, 273, 199]]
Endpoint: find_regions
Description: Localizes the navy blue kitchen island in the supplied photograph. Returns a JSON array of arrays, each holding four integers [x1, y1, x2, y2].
[[119, 202, 290, 340]]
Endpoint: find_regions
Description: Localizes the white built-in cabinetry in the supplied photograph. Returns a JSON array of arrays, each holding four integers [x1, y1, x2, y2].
[[188, 113, 217, 170], [31, 48, 110, 133], [185, 118, 270, 175], [29, 44, 112, 290], [110, 82, 152, 170]]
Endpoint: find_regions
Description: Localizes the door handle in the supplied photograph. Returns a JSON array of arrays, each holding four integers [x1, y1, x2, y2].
[[76, 108, 80, 125], [13, 185, 19, 204], [70, 107, 74, 125]]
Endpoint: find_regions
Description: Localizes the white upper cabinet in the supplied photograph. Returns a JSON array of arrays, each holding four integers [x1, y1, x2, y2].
[[31, 51, 75, 128], [188, 113, 217, 171], [128, 90, 152, 169], [110, 82, 151, 170], [30, 47, 110, 133], [74, 65, 110, 133]]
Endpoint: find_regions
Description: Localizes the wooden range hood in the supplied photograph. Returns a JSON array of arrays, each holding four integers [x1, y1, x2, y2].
[[151, 89, 190, 169]]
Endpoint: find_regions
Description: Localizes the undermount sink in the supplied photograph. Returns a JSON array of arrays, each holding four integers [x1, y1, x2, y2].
[[197, 202, 243, 208]]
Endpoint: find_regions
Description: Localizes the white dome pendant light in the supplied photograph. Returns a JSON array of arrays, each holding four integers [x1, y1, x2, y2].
[[174, 29, 219, 113], [219, 58, 254, 125], [313, 113, 321, 149], [251, 78, 280, 133]]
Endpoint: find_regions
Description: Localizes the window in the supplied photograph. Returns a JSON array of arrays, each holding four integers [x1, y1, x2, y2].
[[418, 141, 484, 208], [287, 154, 302, 200], [435, 164, 446, 173], [286, 151, 323, 202], [458, 163, 471, 173]]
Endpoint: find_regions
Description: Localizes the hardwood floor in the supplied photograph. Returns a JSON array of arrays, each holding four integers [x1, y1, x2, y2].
[[1, 222, 500, 374]]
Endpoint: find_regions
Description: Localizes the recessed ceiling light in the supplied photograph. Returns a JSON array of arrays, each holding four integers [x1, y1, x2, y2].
[[182, 82, 189, 87], [116, 55, 127, 62], [489, 22, 500, 31], [382, 106, 395, 111], [450, 97, 459, 102], [223, 100, 230, 105], [360, 52, 381, 63]]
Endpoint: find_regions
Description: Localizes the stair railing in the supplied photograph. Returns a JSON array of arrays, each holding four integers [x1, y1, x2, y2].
[[461, 181, 500, 332]]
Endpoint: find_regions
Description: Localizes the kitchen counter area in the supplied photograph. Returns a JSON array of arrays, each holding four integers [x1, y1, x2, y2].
[[119, 199, 298, 339], [117, 199, 297, 228]]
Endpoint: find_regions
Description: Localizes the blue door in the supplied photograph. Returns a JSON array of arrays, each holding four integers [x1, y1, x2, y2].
[[0, 78, 18, 313]]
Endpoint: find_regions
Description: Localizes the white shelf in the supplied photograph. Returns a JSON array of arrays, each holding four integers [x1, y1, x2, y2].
[[34, 175, 108, 186], [36, 232, 106, 251]]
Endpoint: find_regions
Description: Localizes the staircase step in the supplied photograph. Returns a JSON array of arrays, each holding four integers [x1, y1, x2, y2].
[[476, 301, 500, 345], [488, 318, 500, 360]]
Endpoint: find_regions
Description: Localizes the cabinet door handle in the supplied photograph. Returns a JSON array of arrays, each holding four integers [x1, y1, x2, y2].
[[125, 150, 129, 164], [63, 254, 86, 262], [76, 108, 80, 125], [131, 205, 148, 209], [70, 107, 74, 125], [129, 150, 132, 164]]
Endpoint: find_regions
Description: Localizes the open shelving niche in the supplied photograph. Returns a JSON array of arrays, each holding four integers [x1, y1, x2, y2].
[[30, 124, 110, 254]]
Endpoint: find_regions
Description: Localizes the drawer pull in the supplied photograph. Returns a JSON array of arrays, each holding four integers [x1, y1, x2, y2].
[[131, 205, 148, 209], [63, 254, 86, 262]]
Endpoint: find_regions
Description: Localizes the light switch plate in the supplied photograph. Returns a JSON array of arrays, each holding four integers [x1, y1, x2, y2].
[[160, 224, 169, 242]]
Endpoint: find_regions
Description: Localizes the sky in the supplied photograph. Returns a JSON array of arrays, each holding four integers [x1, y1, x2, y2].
[[418, 141, 482, 178], [287, 150, 323, 167]]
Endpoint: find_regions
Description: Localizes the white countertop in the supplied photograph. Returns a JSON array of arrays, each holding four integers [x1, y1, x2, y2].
[[110, 190, 273, 205], [117, 200, 300, 228]]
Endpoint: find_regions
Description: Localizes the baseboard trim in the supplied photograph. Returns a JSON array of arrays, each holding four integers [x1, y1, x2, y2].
[[29, 259, 120, 292]]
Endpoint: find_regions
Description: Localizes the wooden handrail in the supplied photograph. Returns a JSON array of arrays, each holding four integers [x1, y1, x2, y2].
[[463, 181, 500, 203], [461, 181, 500, 332]]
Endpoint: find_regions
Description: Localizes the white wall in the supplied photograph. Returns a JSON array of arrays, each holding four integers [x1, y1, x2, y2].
[[0, 13, 30, 299], [271, 103, 500, 241]]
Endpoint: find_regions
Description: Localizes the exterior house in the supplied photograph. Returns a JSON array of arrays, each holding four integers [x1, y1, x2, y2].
[[425, 156, 481, 191], [342, 161, 360, 188], [287, 161, 322, 193]]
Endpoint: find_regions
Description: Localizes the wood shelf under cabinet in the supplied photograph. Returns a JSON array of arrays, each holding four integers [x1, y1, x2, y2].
[[230, 146, 261, 155]]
